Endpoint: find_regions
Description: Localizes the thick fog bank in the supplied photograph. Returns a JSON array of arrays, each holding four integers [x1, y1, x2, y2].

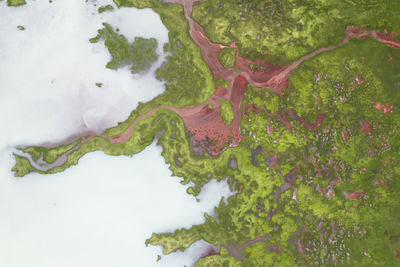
[[0, 0, 168, 147], [0, 1, 232, 266], [0, 143, 232, 267]]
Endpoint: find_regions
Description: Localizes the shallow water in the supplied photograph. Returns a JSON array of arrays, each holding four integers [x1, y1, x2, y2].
[[0, 1, 232, 266]]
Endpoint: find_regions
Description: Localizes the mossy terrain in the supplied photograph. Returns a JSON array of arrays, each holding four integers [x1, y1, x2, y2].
[[98, 4, 114, 13], [141, 37, 400, 266], [215, 77, 229, 89], [12, 154, 33, 177], [219, 99, 234, 125], [20, 139, 81, 166], [10, 0, 400, 265], [7, 0, 25, 7], [217, 47, 237, 69], [191, 0, 400, 64], [90, 23, 158, 74]]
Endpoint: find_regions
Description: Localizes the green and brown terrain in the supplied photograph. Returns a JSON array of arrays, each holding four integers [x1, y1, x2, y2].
[[11, 0, 400, 266]]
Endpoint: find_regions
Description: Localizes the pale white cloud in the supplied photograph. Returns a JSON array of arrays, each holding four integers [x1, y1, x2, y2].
[[0, 0, 169, 147], [0, 1, 231, 266], [0, 144, 232, 267]]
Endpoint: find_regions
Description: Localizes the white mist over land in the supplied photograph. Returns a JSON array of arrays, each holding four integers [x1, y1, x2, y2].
[[0, 0, 169, 145], [0, 1, 232, 266]]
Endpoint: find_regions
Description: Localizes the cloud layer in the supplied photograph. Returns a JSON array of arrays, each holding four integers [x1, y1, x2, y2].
[[0, 1, 231, 266]]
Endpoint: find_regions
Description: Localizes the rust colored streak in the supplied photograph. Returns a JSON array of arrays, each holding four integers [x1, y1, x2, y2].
[[344, 191, 364, 199], [230, 75, 249, 108], [361, 120, 371, 133], [191, 24, 232, 78], [102, 2, 400, 158], [347, 26, 400, 49], [180, 75, 249, 156], [288, 110, 327, 130], [214, 86, 227, 97]]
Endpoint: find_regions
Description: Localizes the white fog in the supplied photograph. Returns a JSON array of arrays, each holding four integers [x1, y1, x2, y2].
[[0, 1, 232, 266]]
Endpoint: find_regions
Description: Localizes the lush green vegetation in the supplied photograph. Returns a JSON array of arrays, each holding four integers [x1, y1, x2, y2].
[[12, 155, 33, 177], [98, 4, 114, 13], [137, 38, 400, 266], [17, 25, 24, 30], [215, 77, 229, 89], [90, 23, 158, 74], [217, 47, 237, 68], [191, 0, 400, 64], [7, 0, 25, 7], [10, 0, 400, 265], [219, 99, 234, 125]]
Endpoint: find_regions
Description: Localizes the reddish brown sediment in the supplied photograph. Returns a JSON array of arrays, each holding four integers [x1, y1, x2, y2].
[[346, 26, 400, 49], [361, 120, 371, 133], [287, 111, 327, 130], [383, 103, 394, 114], [181, 75, 249, 156], [264, 109, 326, 133], [190, 24, 232, 79], [344, 191, 364, 199], [103, 1, 400, 157], [355, 75, 365, 85], [214, 86, 227, 97]]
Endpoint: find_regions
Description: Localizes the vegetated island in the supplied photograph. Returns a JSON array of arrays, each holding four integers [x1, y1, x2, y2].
[[6, 0, 26, 7], [90, 23, 158, 74], [11, 0, 400, 266]]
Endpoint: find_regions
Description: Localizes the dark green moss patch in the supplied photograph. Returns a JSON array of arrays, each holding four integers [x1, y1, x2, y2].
[[90, 23, 158, 74], [217, 47, 237, 68], [219, 99, 234, 125], [98, 4, 114, 13], [12, 155, 34, 177], [7, 0, 26, 7]]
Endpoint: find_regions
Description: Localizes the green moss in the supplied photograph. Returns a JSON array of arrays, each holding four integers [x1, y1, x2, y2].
[[98, 4, 114, 13], [192, 0, 400, 64], [217, 48, 237, 68], [43, 139, 81, 164], [113, 0, 215, 107], [17, 25, 24, 30], [90, 23, 158, 74], [7, 0, 26, 6], [95, 82, 103, 88], [163, 42, 169, 52], [215, 77, 229, 89], [219, 99, 234, 125], [11, 1, 400, 265], [12, 155, 34, 177], [22, 147, 45, 162]]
